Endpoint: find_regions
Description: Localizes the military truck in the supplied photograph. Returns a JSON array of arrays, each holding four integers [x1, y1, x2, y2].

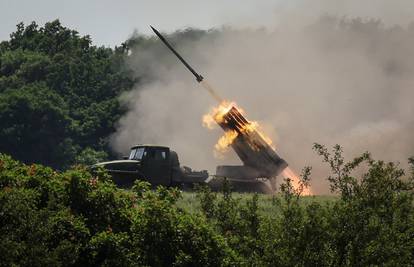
[[93, 144, 208, 188], [94, 142, 282, 194], [94, 107, 289, 194], [95, 107, 289, 194]]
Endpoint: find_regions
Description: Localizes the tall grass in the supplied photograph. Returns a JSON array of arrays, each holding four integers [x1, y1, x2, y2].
[[177, 191, 336, 216]]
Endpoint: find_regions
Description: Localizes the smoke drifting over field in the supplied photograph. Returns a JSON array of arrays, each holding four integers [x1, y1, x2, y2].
[[112, 2, 414, 193]]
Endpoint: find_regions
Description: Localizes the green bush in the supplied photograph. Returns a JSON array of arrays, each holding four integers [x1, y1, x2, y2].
[[1, 143, 413, 266], [194, 144, 414, 266], [0, 154, 236, 266]]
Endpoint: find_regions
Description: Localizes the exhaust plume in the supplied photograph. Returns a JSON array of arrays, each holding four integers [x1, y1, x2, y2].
[[111, 4, 414, 194]]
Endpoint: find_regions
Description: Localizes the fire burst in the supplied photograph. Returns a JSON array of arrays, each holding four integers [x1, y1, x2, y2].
[[215, 130, 238, 153], [203, 101, 273, 153], [281, 167, 312, 196], [202, 100, 234, 129], [203, 100, 312, 195]]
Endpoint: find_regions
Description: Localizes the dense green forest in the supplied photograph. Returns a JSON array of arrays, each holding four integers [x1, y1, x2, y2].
[[1, 144, 413, 266], [0, 20, 136, 169]]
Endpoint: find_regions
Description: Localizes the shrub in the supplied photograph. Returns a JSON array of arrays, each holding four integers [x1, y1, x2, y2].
[[1, 145, 413, 266], [0, 154, 236, 266]]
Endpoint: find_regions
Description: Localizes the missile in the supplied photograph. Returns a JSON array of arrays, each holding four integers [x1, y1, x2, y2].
[[150, 25, 204, 83]]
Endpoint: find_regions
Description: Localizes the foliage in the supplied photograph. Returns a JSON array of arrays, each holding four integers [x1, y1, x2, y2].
[[74, 147, 108, 166], [0, 20, 134, 169], [0, 154, 236, 266], [193, 144, 414, 266], [313, 143, 414, 266], [1, 143, 413, 266]]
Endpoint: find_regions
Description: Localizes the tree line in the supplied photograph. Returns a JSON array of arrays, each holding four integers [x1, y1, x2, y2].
[[0, 20, 135, 169]]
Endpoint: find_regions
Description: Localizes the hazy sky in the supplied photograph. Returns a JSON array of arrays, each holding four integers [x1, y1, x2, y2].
[[0, 0, 282, 46], [2, 0, 414, 47]]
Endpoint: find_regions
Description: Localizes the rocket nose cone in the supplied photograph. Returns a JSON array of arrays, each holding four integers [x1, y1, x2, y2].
[[150, 25, 158, 34]]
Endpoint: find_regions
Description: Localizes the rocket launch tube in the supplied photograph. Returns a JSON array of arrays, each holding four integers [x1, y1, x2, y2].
[[216, 106, 288, 178]]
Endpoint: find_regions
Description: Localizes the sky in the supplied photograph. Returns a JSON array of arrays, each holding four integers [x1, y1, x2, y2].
[[0, 0, 282, 47], [2, 0, 414, 47]]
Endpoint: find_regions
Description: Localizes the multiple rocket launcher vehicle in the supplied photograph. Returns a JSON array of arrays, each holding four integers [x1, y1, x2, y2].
[[95, 27, 290, 193], [150, 26, 289, 192]]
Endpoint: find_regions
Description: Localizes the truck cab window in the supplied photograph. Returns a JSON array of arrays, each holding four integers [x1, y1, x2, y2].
[[131, 147, 145, 160], [129, 149, 136, 159]]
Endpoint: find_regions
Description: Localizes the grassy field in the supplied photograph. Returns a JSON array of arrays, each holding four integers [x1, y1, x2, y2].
[[176, 191, 337, 216]]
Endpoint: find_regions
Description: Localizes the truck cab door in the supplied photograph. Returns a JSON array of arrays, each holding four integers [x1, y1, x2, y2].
[[141, 147, 171, 186]]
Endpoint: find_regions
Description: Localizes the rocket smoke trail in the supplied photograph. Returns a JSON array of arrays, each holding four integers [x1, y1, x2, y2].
[[150, 26, 223, 103], [150, 25, 312, 194], [199, 80, 223, 103]]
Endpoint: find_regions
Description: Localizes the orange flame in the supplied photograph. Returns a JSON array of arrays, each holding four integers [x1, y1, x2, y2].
[[281, 167, 312, 196], [203, 101, 312, 195], [202, 100, 234, 129], [244, 121, 274, 149], [215, 130, 238, 153], [203, 101, 239, 154], [202, 100, 274, 153]]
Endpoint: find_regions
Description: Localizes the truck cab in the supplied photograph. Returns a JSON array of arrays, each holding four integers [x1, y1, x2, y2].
[[94, 144, 208, 188], [94, 145, 174, 187], [129, 145, 172, 185]]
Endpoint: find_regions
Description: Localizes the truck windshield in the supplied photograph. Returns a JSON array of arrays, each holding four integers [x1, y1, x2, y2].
[[129, 147, 145, 160]]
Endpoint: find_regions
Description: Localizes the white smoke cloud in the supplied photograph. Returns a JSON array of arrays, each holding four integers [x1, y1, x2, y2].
[[111, 4, 414, 194]]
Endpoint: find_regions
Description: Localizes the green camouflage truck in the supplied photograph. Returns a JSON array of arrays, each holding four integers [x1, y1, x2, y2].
[[94, 144, 208, 188]]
